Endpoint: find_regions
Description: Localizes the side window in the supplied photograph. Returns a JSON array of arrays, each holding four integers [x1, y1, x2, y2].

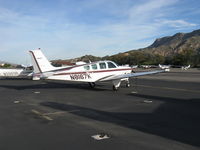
[[91, 64, 97, 70], [84, 65, 90, 70], [99, 62, 106, 69], [108, 62, 117, 68]]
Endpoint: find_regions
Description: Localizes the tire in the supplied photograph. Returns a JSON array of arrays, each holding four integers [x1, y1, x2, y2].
[[126, 83, 130, 88], [112, 85, 118, 91], [89, 82, 95, 88]]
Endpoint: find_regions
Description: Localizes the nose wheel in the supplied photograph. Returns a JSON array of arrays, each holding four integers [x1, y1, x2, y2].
[[112, 79, 121, 91], [126, 78, 130, 87], [126, 82, 130, 87]]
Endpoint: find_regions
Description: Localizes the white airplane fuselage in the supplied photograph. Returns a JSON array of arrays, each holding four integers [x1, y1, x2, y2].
[[0, 68, 33, 78], [0, 69, 24, 77], [41, 61, 132, 82]]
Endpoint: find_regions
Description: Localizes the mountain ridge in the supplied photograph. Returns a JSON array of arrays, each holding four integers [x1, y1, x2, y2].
[[52, 29, 200, 66], [137, 29, 200, 56]]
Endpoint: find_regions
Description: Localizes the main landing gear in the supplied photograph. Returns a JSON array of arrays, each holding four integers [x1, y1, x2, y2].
[[112, 79, 121, 91], [89, 78, 131, 91], [112, 85, 119, 91], [88, 82, 96, 88]]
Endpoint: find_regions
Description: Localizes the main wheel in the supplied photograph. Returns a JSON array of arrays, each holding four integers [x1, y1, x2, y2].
[[89, 82, 96, 88], [112, 85, 118, 91]]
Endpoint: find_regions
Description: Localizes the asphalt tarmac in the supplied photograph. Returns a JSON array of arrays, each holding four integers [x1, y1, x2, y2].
[[0, 69, 200, 150]]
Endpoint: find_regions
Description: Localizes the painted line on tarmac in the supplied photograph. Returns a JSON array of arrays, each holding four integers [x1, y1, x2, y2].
[[136, 85, 200, 93], [131, 91, 138, 94], [43, 111, 66, 116], [31, 109, 53, 121]]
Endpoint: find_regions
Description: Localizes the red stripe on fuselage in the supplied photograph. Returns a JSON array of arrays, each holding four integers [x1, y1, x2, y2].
[[53, 68, 132, 76]]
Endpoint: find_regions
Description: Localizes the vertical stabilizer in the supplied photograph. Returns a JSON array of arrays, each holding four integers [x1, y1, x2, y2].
[[29, 49, 55, 73]]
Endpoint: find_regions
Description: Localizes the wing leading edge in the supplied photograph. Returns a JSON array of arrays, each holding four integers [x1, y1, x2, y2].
[[100, 70, 165, 81]]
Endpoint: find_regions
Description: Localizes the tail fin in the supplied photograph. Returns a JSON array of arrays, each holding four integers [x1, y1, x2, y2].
[[29, 49, 55, 73]]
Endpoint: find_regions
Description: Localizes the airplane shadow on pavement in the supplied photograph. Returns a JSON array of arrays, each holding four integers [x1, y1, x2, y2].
[[0, 80, 108, 91], [40, 95, 200, 147]]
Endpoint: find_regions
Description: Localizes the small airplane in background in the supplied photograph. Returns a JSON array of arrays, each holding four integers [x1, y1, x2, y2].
[[0, 66, 33, 78], [159, 64, 170, 71], [29, 49, 166, 90], [131, 65, 138, 69], [181, 64, 190, 70], [141, 65, 151, 69], [159, 64, 170, 69]]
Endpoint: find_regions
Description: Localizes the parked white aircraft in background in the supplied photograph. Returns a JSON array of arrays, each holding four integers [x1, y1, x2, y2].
[[141, 65, 151, 69], [159, 64, 170, 72], [131, 65, 138, 69], [181, 65, 190, 70], [0, 68, 32, 78], [29, 49, 166, 90], [159, 64, 170, 69]]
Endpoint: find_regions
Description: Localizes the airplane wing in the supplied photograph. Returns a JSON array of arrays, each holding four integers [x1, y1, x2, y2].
[[99, 70, 165, 81]]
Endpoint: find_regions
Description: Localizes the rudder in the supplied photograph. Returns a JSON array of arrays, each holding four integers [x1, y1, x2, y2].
[[29, 49, 55, 73]]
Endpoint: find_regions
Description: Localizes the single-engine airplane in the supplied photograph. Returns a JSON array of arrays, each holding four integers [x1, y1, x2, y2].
[[159, 64, 170, 69], [159, 64, 170, 72], [0, 67, 33, 78], [181, 64, 190, 70], [29, 49, 166, 90]]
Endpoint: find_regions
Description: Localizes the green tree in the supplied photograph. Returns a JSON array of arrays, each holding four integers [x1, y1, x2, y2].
[[2, 63, 11, 68]]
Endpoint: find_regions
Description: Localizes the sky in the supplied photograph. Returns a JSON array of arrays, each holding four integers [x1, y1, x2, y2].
[[0, 0, 200, 64]]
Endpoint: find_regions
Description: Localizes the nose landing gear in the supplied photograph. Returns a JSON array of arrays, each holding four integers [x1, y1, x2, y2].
[[126, 82, 130, 88], [112, 79, 121, 91], [123, 78, 130, 88]]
